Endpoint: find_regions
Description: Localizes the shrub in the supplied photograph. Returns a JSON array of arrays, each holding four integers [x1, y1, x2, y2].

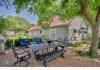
[[81, 40, 87, 44], [5, 39, 13, 48], [28, 38, 34, 42], [87, 33, 92, 41], [5, 37, 44, 48], [81, 39, 90, 45], [76, 50, 90, 57], [72, 39, 91, 47], [14, 38, 20, 46], [5, 38, 21, 48], [73, 40, 83, 47]]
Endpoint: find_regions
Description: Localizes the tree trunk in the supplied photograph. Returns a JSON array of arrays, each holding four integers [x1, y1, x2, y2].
[[89, 7, 100, 57], [81, 0, 100, 57], [89, 24, 99, 57]]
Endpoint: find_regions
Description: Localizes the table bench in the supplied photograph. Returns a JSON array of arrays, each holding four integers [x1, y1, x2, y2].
[[43, 45, 65, 67], [29, 42, 65, 66]]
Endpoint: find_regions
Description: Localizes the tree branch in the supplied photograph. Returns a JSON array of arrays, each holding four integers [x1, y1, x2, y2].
[[81, 0, 96, 27], [96, 7, 100, 22]]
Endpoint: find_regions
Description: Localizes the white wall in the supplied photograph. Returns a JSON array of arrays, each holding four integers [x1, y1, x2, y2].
[[6, 31, 15, 36], [28, 30, 41, 38], [68, 18, 87, 41], [45, 26, 68, 40], [55, 26, 68, 40], [28, 18, 87, 41], [28, 26, 69, 40]]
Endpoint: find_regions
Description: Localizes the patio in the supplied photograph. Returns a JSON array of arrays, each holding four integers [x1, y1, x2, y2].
[[0, 46, 100, 67]]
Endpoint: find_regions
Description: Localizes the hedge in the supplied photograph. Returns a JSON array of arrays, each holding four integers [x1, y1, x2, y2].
[[5, 38, 34, 48]]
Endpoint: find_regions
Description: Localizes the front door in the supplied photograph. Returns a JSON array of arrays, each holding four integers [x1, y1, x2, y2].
[[49, 29, 56, 40]]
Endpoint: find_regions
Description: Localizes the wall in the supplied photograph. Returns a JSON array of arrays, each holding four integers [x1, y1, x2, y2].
[[28, 17, 87, 41], [54, 26, 68, 40], [43, 26, 69, 40], [68, 18, 87, 41], [28, 30, 41, 38], [28, 26, 69, 40]]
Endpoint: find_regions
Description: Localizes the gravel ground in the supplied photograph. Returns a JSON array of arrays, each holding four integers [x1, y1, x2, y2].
[[0, 46, 100, 67]]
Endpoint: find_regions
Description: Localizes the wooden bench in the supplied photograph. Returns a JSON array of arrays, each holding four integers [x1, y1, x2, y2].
[[43, 45, 65, 67]]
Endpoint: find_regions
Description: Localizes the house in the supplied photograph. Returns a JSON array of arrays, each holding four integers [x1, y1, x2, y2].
[[6, 30, 15, 36], [28, 17, 87, 41]]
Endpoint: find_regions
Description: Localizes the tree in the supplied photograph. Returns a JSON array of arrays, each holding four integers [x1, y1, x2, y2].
[[11, 0, 100, 57], [6, 16, 31, 34], [0, 16, 10, 34]]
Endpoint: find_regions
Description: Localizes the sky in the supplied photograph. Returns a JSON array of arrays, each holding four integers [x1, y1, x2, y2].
[[0, 1, 38, 24]]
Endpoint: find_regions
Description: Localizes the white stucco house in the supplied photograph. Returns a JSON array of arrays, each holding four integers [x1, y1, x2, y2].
[[28, 16, 87, 41], [6, 30, 15, 36]]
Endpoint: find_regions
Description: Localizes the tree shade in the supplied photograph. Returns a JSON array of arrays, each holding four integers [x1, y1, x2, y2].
[[1, 0, 100, 57]]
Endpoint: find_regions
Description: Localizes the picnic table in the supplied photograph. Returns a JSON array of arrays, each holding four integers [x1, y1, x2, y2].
[[28, 42, 65, 66]]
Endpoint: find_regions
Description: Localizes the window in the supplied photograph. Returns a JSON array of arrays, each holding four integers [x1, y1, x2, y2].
[[40, 30, 42, 34], [49, 29, 56, 39], [51, 34, 56, 39], [73, 28, 77, 33]]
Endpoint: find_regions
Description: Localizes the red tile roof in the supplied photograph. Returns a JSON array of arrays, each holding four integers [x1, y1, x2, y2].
[[29, 16, 73, 31], [50, 16, 73, 27], [29, 25, 41, 31]]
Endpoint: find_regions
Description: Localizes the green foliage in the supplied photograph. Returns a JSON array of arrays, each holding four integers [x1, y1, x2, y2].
[[76, 50, 91, 57], [5, 38, 21, 48], [16, 32, 28, 38], [86, 33, 92, 42], [28, 38, 34, 42], [6, 0, 100, 56], [73, 39, 90, 47], [13, 0, 100, 22], [41, 35, 46, 40], [81, 40, 89, 44], [6, 16, 31, 33], [5, 39, 13, 48], [9, 31, 27, 39], [77, 49, 98, 57], [73, 40, 83, 47], [88, 48, 97, 57], [5, 31, 28, 48], [0, 16, 10, 32], [5, 37, 34, 48], [38, 21, 50, 29]]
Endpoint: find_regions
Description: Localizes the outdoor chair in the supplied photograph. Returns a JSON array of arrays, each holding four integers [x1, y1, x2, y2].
[[12, 46, 31, 67], [46, 40, 53, 45]]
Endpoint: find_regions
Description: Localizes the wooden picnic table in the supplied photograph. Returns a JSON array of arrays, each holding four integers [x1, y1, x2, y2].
[[28, 42, 65, 66], [29, 43, 54, 52]]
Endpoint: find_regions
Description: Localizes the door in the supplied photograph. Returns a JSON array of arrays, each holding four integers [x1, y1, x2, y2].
[[49, 29, 56, 40]]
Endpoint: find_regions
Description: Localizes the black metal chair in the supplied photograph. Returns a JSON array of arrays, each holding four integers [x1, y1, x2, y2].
[[12, 46, 31, 67], [47, 40, 53, 45]]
